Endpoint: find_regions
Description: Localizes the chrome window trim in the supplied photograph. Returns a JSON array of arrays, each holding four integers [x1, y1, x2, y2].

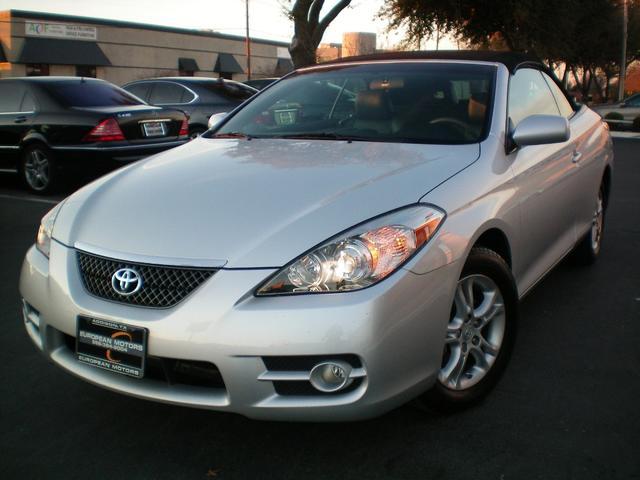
[[0, 110, 36, 115], [73, 241, 228, 268], [126, 80, 199, 106]]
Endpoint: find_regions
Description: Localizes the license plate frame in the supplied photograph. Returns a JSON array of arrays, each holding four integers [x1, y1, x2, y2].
[[141, 121, 167, 137], [76, 316, 148, 379]]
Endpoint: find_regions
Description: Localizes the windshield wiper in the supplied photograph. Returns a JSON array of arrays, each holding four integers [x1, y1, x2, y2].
[[210, 131, 252, 139], [274, 132, 369, 142]]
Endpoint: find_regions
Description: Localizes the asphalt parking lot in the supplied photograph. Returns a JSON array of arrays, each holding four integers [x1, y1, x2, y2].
[[1, 139, 639, 480]]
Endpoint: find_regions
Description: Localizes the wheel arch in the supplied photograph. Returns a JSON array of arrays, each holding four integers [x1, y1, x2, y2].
[[471, 227, 512, 268], [19, 133, 50, 151]]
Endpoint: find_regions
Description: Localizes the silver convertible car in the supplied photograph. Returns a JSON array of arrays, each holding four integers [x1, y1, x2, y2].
[[19, 51, 613, 420]]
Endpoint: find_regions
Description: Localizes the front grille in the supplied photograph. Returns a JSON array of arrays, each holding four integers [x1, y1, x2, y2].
[[77, 251, 216, 308]]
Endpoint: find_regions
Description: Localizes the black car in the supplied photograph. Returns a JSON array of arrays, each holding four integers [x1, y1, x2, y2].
[[122, 78, 258, 138], [243, 78, 279, 90], [0, 77, 189, 194]]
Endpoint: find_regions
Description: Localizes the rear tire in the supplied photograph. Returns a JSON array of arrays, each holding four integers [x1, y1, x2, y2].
[[573, 184, 605, 265], [19, 144, 59, 195], [417, 247, 518, 412]]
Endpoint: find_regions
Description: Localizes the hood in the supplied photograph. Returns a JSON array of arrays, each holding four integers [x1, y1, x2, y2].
[[54, 138, 479, 268]]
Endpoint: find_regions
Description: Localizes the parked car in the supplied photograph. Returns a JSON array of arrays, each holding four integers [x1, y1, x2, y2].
[[20, 51, 613, 421], [592, 93, 640, 130], [122, 77, 258, 138], [0, 77, 189, 194], [244, 77, 279, 90]]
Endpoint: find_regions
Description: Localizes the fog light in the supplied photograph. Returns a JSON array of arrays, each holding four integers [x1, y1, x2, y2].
[[309, 361, 353, 392]]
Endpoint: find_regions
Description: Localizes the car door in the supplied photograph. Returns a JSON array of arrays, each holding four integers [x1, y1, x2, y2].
[[0, 81, 35, 170], [542, 71, 603, 243], [508, 68, 580, 291]]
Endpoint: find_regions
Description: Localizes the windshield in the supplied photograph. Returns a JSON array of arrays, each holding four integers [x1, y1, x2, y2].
[[212, 62, 495, 144], [43, 80, 145, 107]]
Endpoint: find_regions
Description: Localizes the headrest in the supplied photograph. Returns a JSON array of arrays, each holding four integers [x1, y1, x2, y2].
[[355, 91, 391, 121], [468, 93, 488, 122]]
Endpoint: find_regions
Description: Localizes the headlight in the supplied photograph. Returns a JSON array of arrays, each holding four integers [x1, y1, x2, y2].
[[36, 201, 65, 258], [256, 204, 445, 295]]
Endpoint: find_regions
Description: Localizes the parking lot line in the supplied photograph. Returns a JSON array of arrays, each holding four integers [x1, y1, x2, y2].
[[0, 194, 59, 205]]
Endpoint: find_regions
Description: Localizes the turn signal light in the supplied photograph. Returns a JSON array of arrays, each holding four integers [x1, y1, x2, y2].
[[82, 118, 125, 142]]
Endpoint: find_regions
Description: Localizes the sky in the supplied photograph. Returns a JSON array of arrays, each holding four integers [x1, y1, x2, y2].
[[0, 0, 453, 49]]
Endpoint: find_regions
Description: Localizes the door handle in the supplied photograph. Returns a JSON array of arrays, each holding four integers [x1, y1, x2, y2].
[[14, 116, 28, 124], [572, 151, 583, 164]]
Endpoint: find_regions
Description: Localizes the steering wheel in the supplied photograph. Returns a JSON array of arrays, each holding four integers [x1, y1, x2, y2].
[[429, 117, 475, 141]]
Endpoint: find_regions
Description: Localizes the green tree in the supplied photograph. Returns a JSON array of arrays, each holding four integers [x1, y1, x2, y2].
[[380, 0, 640, 99]]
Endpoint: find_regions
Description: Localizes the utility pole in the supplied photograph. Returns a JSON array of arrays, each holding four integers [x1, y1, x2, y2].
[[618, 0, 628, 101], [245, 0, 252, 80]]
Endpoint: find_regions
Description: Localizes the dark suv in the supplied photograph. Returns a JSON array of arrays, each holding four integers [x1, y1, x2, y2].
[[123, 78, 258, 138], [0, 77, 189, 194]]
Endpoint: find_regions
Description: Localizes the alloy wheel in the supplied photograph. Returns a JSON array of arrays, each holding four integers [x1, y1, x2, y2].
[[438, 274, 506, 390], [591, 189, 604, 253], [24, 149, 50, 191]]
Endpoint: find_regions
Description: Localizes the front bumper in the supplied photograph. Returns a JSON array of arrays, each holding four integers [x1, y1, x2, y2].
[[19, 241, 460, 421]]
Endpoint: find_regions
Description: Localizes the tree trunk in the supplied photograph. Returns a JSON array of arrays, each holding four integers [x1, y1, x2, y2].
[[289, 35, 317, 68]]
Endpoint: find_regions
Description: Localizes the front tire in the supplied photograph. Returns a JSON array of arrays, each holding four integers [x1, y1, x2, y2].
[[20, 144, 59, 195], [419, 247, 518, 411]]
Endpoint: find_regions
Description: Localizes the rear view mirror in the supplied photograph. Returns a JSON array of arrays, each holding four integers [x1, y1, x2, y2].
[[512, 115, 570, 147], [208, 112, 228, 129]]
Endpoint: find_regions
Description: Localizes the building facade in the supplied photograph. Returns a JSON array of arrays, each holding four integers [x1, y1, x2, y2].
[[0, 10, 293, 85]]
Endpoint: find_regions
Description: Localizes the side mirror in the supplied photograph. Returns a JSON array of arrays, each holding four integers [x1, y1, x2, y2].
[[208, 112, 228, 129], [511, 115, 570, 147]]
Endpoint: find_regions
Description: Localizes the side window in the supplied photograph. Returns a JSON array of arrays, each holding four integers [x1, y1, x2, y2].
[[125, 83, 150, 102], [20, 92, 36, 112], [148, 82, 185, 104], [180, 87, 195, 103], [0, 83, 24, 112], [626, 94, 640, 107], [508, 68, 560, 128], [542, 72, 574, 118]]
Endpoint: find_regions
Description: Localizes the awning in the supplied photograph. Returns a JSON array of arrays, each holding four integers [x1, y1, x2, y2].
[[178, 57, 199, 71], [17, 38, 111, 66], [275, 58, 294, 75], [0, 43, 6, 62], [214, 53, 243, 74]]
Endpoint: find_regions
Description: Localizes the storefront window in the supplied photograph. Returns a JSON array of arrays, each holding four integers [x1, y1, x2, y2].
[[76, 65, 97, 78], [26, 64, 49, 76]]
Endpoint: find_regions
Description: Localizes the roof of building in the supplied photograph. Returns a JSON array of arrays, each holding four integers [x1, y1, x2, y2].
[[7, 9, 290, 48], [320, 50, 543, 73]]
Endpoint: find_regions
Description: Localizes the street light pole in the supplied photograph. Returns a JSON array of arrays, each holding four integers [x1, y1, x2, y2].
[[246, 0, 252, 80], [618, 0, 628, 101]]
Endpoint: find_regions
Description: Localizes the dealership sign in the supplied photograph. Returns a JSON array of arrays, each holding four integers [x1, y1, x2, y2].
[[25, 22, 98, 41]]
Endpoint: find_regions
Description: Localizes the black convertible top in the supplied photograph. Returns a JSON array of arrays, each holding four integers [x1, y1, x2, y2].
[[319, 50, 542, 73]]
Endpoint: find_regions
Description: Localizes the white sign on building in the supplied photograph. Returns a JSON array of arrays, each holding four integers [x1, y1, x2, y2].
[[25, 22, 98, 41]]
